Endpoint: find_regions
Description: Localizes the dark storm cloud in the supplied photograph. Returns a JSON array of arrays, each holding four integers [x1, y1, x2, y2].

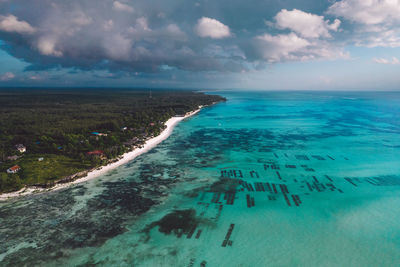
[[0, 0, 247, 73], [0, 0, 354, 74]]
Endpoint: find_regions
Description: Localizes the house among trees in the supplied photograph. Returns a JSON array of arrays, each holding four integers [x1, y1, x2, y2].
[[7, 155, 19, 161], [86, 150, 106, 160], [7, 165, 21, 174], [91, 132, 108, 136], [15, 144, 26, 153]]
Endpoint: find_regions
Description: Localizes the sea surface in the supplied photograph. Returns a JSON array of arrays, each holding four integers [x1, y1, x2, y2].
[[1, 91, 400, 266]]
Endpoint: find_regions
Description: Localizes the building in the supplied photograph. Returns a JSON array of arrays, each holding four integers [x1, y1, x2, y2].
[[87, 150, 106, 160], [7, 155, 19, 161], [15, 144, 26, 153], [91, 132, 108, 136], [7, 165, 21, 174]]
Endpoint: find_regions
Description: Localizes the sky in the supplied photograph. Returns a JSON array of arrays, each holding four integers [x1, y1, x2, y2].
[[0, 0, 400, 90]]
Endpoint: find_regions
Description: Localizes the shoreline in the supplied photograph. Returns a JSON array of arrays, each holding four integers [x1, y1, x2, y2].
[[0, 107, 203, 201]]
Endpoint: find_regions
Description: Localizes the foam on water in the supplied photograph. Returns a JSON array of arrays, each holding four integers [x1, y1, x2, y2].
[[1, 91, 400, 266]]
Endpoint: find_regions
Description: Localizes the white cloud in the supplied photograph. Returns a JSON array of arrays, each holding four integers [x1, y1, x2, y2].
[[328, 0, 400, 25], [166, 24, 186, 40], [250, 8, 348, 64], [70, 11, 92, 26], [103, 33, 133, 61], [0, 72, 15, 81], [255, 33, 309, 62], [0, 14, 35, 34], [136, 17, 150, 31], [373, 57, 400, 64], [356, 30, 400, 47], [195, 17, 231, 39], [328, 0, 400, 48], [29, 75, 42, 81], [252, 32, 348, 63], [112, 1, 134, 13], [126, 17, 151, 35], [36, 37, 63, 57], [103, 20, 114, 31], [275, 9, 340, 38]]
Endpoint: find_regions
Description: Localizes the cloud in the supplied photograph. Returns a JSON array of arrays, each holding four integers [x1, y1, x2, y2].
[[275, 9, 340, 38], [103, 20, 114, 31], [0, 1, 348, 76], [328, 0, 400, 47], [253, 33, 310, 62], [373, 57, 399, 65], [328, 0, 400, 25], [245, 9, 347, 63], [165, 24, 186, 40], [195, 17, 231, 39], [112, 1, 134, 13], [0, 72, 15, 81], [70, 11, 92, 26], [356, 30, 400, 48], [0, 14, 35, 34], [36, 37, 63, 57], [29, 75, 42, 80], [135, 17, 150, 31], [250, 32, 347, 63], [0, 1, 239, 73]]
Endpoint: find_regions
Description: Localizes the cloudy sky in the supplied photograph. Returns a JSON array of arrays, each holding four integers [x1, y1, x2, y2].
[[0, 0, 399, 90]]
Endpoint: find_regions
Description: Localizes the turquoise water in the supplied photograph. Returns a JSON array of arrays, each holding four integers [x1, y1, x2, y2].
[[1, 91, 400, 266]]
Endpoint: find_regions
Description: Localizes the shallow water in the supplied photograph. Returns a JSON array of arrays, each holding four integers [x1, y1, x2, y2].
[[1, 91, 400, 266]]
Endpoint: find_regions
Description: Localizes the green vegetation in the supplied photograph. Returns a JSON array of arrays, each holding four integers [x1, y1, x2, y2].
[[0, 154, 93, 192], [0, 89, 225, 193]]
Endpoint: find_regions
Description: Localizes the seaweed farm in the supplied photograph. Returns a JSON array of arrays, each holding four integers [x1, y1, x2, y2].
[[1, 91, 400, 266]]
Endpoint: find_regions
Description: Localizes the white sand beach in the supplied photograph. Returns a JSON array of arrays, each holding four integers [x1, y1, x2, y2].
[[0, 108, 201, 201]]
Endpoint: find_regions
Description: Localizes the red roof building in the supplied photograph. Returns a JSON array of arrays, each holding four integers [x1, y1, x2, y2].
[[7, 165, 21, 174], [86, 150, 105, 155], [86, 150, 106, 160]]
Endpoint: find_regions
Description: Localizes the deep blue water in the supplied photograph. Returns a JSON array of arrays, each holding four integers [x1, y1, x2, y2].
[[1, 91, 400, 266]]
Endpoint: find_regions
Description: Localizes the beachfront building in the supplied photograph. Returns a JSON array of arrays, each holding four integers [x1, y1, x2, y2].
[[7, 165, 21, 174], [15, 144, 26, 153]]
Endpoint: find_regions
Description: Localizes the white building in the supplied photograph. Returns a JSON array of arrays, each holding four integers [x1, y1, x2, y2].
[[15, 144, 26, 153], [7, 165, 21, 174]]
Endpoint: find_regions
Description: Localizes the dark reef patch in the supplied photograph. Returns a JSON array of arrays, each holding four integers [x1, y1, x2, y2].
[[144, 209, 198, 237], [0, 171, 177, 266], [208, 178, 240, 193]]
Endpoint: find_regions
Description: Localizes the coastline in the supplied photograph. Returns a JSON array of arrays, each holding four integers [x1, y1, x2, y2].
[[0, 107, 202, 201]]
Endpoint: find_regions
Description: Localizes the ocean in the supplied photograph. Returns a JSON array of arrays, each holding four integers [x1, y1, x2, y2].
[[1, 91, 400, 266]]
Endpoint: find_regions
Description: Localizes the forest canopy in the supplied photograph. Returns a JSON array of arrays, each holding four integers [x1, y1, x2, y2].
[[0, 88, 225, 192]]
